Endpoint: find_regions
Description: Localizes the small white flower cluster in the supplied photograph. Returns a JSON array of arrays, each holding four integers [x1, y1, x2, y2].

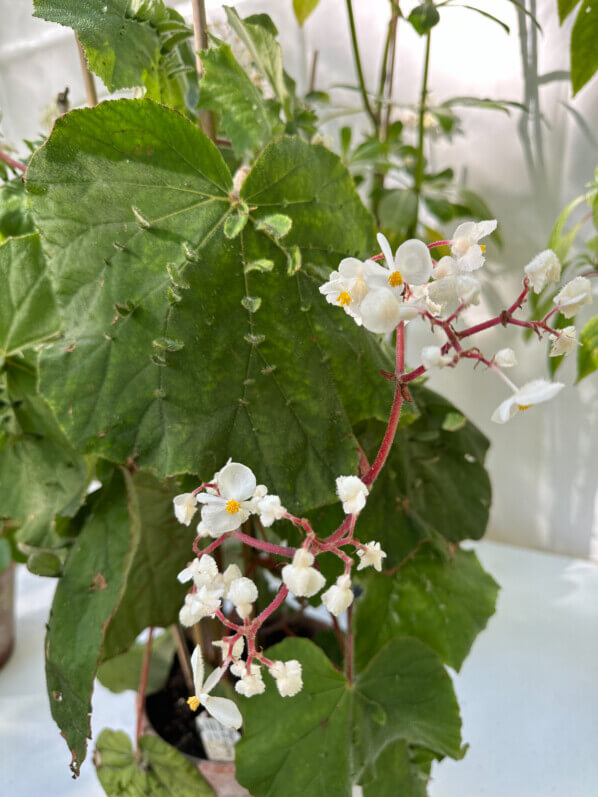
[[173, 461, 287, 536], [319, 221, 495, 334], [177, 554, 259, 625]]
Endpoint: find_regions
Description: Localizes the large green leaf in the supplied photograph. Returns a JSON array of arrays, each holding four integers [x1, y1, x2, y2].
[[354, 387, 491, 567], [0, 178, 34, 242], [0, 234, 87, 552], [33, 0, 196, 113], [235, 637, 462, 796], [199, 43, 284, 156], [94, 730, 214, 796], [354, 548, 498, 672], [102, 472, 194, 659], [360, 741, 432, 797], [570, 1, 598, 94], [27, 99, 386, 510], [45, 469, 139, 776], [578, 314, 598, 382]]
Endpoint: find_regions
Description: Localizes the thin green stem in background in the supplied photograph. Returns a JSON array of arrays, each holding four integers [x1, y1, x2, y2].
[[410, 30, 432, 238], [345, 0, 379, 131]]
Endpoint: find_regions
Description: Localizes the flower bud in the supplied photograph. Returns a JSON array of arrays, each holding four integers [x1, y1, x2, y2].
[[270, 660, 303, 697], [322, 574, 354, 616]]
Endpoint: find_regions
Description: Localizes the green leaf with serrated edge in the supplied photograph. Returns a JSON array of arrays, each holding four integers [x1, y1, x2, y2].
[[0, 361, 87, 555], [98, 630, 175, 695], [353, 387, 491, 568], [578, 315, 598, 382], [360, 740, 432, 797], [224, 210, 249, 239], [354, 548, 498, 672], [28, 100, 386, 511], [0, 234, 60, 356], [224, 6, 290, 115], [32, 0, 195, 115], [254, 213, 292, 238], [94, 730, 214, 796], [0, 178, 34, 243], [199, 44, 284, 156], [571, 1, 598, 94], [235, 637, 463, 796], [101, 473, 193, 660], [45, 469, 139, 777], [293, 0, 321, 25]]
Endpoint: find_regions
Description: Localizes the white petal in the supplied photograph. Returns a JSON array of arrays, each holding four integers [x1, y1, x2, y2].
[[202, 695, 243, 729], [491, 396, 518, 424], [217, 462, 257, 501], [396, 239, 433, 285], [377, 232, 395, 270], [456, 245, 484, 272], [191, 646, 204, 696], [200, 502, 249, 535], [359, 289, 402, 333], [202, 664, 227, 695]]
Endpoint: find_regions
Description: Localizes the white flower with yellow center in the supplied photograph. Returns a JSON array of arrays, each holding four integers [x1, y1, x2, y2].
[[553, 276, 593, 318], [197, 462, 257, 535], [491, 379, 564, 424], [270, 660, 303, 697], [173, 493, 198, 526], [186, 646, 242, 729], [336, 475, 368, 515], [450, 219, 497, 271], [322, 574, 354, 616], [319, 257, 384, 323], [282, 548, 326, 597], [524, 250, 561, 293], [234, 663, 266, 697], [494, 348, 517, 368], [373, 233, 434, 291], [356, 541, 387, 572], [257, 494, 286, 527], [550, 326, 579, 357], [177, 554, 219, 588]]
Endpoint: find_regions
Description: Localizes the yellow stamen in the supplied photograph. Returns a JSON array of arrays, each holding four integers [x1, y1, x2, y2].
[[518, 404, 533, 411], [187, 695, 200, 711], [480, 244, 486, 253], [338, 291, 352, 306], [226, 499, 242, 515], [388, 270, 403, 287]]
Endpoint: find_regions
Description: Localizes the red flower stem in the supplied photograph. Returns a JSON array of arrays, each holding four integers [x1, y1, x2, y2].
[[253, 585, 289, 628], [233, 530, 296, 558], [363, 324, 405, 487], [215, 609, 243, 633], [508, 280, 530, 314], [136, 627, 154, 745], [193, 534, 226, 559], [0, 149, 26, 174], [427, 239, 451, 249]]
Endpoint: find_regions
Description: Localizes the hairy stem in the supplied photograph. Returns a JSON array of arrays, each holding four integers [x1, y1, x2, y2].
[[136, 627, 154, 745], [233, 530, 296, 558], [75, 34, 98, 107], [191, 0, 216, 140], [0, 149, 26, 174]]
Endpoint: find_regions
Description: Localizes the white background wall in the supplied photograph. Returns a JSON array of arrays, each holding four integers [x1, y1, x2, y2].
[[1, 0, 596, 559]]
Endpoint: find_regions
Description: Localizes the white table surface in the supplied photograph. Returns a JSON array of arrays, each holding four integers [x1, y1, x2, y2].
[[1, 540, 597, 796]]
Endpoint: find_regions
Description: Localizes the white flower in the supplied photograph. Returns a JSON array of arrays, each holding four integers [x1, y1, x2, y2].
[[550, 326, 579, 357], [270, 660, 303, 697], [524, 249, 561, 293], [177, 554, 219, 587], [173, 493, 197, 526], [213, 636, 245, 662], [282, 548, 326, 597], [491, 379, 564, 424], [179, 585, 224, 626], [227, 576, 258, 620], [336, 475, 368, 515], [494, 348, 517, 368], [358, 288, 403, 333], [322, 574, 354, 616], [553, 276, 593, 318], [195, 520, 212, 538], [197, 462, 257, 536], [450, 219, 497, 271], [222, 564, 243, 590], [187, 645, 242, 729], [427, 273, 481, 309], [234, 663, 266, 697], [421, 345, 452, 370], [257, 494, 286, 527], [253, 484, 268, 500], [374, 233, 433, 288], [356, 541, 387, 572], [319, 257, 383, 322]]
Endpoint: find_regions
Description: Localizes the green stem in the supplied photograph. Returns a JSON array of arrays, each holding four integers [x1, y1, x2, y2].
[[345, 0, 378, 131], [410, 30, 432, 238]]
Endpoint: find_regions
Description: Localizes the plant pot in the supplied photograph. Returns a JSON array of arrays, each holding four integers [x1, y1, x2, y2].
[[0, 562, 15, 669]]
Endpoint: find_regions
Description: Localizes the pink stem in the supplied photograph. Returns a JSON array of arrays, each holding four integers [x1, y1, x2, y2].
[[193, 534, 226, 559], [233, 530, 295, 558], [508, 281, 530, 314], [253, 585, 289, 628], [0, 149, 26, 174], [215, 609, 243, 632], [427, 239, 451, 249]]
